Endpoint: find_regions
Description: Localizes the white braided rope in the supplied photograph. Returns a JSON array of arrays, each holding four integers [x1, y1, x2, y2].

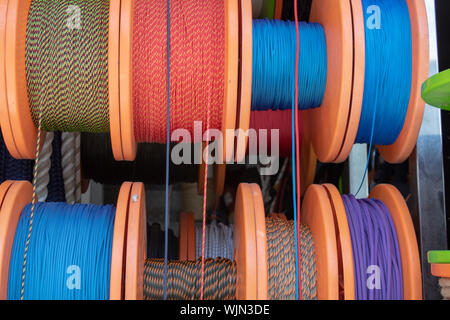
[[61, 132, 76, 204], [439, 278, 450, 300], [195, 221, 234, 260], [74, 132, 81, 202], [35, 132, 54, 202]]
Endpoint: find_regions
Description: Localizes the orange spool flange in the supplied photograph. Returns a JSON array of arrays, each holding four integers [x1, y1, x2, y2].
[[301, 184, 340, 299], [179, 212, 196, 261], [249, 183, 268, 300], [377, 0, 429, 163], [0, 181, 32, 299], [431, 264, 450, 278], [0, 180, 142, 300], [234, 183, 258, 299], [179, 212, 189, 261], [109, 0, 125, 161], [110, 181, 132, 300], [334, 0, 365, 163], [370, 184, 422, 300], [305, 0, 354, 163], [125, 182, 146, 300], [322, 184, 355, 300], [1, 0, 38, 160], [234, 0, 252, 164], [115, 0, 136, 161], [0, 0, 20, 159]]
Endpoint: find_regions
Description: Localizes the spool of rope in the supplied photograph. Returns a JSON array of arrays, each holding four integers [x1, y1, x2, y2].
[[144, 218, 317, 300], [306, 0, 429, 163], [81, 133, 198, 186], [302, 184, 422, 300], [342, 195, 403, 299], [251, 19, 326, 111], [143, 183, 343, 300], [0, 0, 245, 163], [0, 180, 146, 300]]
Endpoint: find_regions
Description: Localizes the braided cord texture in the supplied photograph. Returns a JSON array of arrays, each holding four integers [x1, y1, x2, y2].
[[266, 218, 317, 300], [144, 258, 236, 300], [133, 0, 225, 143], [0, 129, 33, 182], [26, 0, 110, 132]]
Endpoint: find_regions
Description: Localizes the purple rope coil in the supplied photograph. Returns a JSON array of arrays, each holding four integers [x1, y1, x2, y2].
[[342, 195, 403, 300]]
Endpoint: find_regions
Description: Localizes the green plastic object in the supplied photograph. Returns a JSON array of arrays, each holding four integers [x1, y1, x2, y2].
[[421, 69, 450, 111], [427, 250, 450, 264]]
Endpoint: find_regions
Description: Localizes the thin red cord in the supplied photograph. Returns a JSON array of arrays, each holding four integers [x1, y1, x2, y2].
[[294, 0, 302, 299]]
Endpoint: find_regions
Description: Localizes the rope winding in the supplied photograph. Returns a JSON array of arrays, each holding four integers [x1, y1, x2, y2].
[[26, 0, 110, 132]]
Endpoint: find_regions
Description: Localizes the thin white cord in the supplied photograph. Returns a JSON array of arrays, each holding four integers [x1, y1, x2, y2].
[[35, 132, 54, 202]]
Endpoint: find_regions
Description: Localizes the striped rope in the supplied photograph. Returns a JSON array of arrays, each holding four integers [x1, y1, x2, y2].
[[266, 218, 317, 300], [26, 0, 110, 132], [144, 258, 236, 300]]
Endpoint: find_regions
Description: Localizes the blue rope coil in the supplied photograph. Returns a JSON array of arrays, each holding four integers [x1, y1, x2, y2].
[[8, 202, 115, 300], [252, 19, 327, 111], [356, 0, 412, 145]]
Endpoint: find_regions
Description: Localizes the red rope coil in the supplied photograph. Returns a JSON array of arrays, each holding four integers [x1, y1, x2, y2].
[[132, 0, 225, 143]]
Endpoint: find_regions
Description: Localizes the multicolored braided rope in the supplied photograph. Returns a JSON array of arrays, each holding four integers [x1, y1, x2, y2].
[[26, 0, 110, 132]]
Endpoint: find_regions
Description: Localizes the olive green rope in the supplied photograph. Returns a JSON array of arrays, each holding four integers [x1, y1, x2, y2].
[[26, 0, 110, 132], [143, 218, 317, 300], [144, 258, 237, 300]]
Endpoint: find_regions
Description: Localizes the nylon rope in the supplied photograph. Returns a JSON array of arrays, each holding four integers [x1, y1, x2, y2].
[[26, 0, 110, 132], [163, 0, 171, 301], [251, 19, 326, 111], [356, 0, 412, 145], [132, 0, 225, 143], [354, 0, 412, 196], [9, 202, 115, 300], [342, 195, 403, 300]]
